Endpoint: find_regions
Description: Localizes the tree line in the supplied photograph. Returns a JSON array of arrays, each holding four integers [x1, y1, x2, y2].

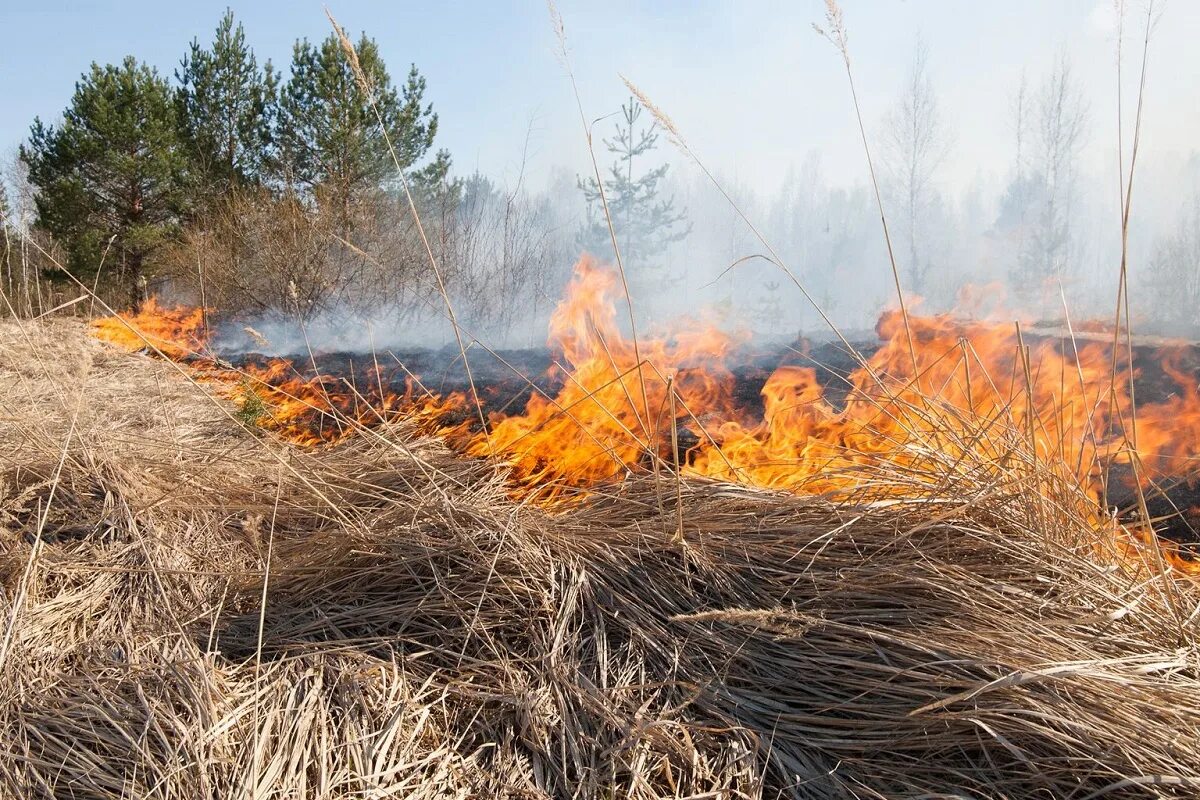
[[3, 14, 1194, 337], [14, 11, 449, 312]]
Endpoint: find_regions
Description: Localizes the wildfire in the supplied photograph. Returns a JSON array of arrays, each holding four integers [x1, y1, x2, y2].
[[91, 299, 457, 447], [465, 261, 1152, 504], [91, 298, 209, 361], [91, 257, 1200, 572], [464, 261, 745, 492]]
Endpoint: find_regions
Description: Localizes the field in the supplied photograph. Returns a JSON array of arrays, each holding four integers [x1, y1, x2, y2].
[[3, 3, 1199, 797], [3, 308, 1200, 798]]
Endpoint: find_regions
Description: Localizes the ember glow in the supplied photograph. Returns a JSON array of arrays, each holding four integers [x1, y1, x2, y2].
[[92, 257, 1200, 571], [227, 356, 460, 448]]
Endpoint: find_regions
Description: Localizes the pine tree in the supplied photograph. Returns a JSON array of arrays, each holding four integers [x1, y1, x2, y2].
[[21, 57, 187, 310], [578, 97, 689, 280], [176, 9, 277, 201], [753, 280, 784, 336], [276, 31, 443, 224]]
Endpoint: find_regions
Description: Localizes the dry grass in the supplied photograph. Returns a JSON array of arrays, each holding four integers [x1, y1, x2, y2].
[[2, 317, 1200, 799]]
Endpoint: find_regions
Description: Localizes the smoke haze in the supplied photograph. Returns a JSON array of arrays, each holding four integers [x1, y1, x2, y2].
[[4, 1, 1199, 351]]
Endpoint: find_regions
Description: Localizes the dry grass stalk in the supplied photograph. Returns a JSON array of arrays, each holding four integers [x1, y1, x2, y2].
[[812, 0, 921, 393], [325, 10, 493, 459]]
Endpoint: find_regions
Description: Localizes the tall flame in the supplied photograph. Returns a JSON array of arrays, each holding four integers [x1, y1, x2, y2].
[[462, 259, 1150, 503], [465, 260, 744, 491], [91, 257, 1200, 572]]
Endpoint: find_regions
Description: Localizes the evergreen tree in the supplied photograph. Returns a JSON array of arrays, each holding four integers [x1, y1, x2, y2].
[[21, 57, 187, 309], [276, 31, 443, 223], [176, 9, 277, 200], [753, 280, 784, 336], [578, 97, 689, 278]]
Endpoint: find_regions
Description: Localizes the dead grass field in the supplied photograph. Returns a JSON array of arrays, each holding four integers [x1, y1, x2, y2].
[[3, 317, 1200, 798]]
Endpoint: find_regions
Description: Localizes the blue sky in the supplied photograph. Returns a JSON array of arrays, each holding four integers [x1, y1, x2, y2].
[[2, 1, 1198, 193]]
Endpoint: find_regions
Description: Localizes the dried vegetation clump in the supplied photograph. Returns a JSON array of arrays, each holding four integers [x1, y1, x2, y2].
[[2, 317, 1200, 799]]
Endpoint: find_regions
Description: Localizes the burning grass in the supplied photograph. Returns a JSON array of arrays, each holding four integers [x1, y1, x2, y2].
[[89, 258, 1200, 568], [3, 307, 1200, 798]]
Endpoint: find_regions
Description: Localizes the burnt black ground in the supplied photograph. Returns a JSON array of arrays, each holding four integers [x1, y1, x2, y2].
[[232, 335, 1200, 552]]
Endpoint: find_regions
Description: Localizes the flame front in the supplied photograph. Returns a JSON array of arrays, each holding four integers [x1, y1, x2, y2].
[[466, 259, 1149, 505], [466, 260, 743, 492], [91, 299, 208, 361], [91, 300, 458, 447], [91, 257, 1200, 572]]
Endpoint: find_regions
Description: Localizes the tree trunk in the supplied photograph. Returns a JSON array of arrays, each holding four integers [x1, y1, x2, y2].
[[129, 251, 146, 312]]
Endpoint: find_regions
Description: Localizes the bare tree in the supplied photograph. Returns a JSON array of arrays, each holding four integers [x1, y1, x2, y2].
[[0, 177, 11, 312], [1147, 193, 1200, 333], [0, 152, 62, 317], [996, 55, 1089, 305], [996, 72, 1037, 277], [1012, 71, 1030, 184], [1022, 54, 1089, 293], [449, 171, 570, 342], [882, 40, 951, 294]]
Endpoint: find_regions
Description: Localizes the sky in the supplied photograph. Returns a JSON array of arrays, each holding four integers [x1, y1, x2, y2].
[[2, 1, 1198, 196]]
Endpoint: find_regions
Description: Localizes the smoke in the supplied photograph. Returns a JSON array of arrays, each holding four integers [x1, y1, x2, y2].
[[200, 137, 1200, 361], [211, 306, 459, 357], [590, 147, 1200, 342], [190, 18, 1200, 357]]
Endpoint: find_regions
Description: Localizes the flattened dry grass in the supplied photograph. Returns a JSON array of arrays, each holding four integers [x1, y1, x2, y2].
[[2, 318, 1200, 799]]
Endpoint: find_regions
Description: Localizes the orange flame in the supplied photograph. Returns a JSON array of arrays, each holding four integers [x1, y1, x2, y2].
[[90, 299, 209, 361], [464, 260, 743, 492], [464, 260, 1139, 503], [234, 358, 462, 447], [91, 257, 1200, 573], [91, 300, 458, 446]]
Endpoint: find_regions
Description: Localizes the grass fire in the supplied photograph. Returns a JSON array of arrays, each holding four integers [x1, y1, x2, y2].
[[93, 256, 1200, 572], [4, 2, 1200, 799]]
